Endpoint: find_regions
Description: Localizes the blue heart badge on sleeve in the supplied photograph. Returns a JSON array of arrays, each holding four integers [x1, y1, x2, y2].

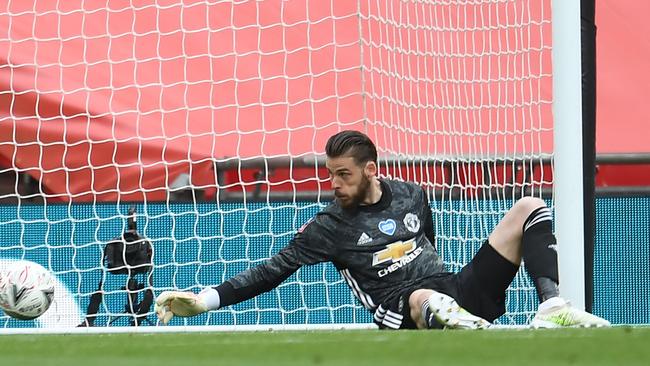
[[378, 219, 396, 236]]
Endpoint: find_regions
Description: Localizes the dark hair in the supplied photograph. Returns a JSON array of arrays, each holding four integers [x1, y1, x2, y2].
[[325, 130, 377, 166]]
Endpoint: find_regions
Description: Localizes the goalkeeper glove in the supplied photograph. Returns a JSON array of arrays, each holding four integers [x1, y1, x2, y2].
[[155, 289, 215, 324]]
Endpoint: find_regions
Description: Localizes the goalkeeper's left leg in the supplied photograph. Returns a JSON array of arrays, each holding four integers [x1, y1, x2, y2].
[[410, 289, 491, 330], [154, 288, 219, 324]]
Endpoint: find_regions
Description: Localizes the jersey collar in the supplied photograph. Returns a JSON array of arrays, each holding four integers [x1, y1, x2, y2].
[[357, 179, 392, 213]]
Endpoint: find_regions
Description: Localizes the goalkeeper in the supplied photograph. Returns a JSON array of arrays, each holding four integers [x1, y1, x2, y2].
[[156, 130, 610, 329]]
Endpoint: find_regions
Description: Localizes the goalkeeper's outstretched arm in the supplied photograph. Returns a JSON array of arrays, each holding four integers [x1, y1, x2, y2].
[[155, 239, 325, 324]]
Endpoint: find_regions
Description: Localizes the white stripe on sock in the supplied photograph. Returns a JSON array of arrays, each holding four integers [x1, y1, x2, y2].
[[524, 208, 553, 232]]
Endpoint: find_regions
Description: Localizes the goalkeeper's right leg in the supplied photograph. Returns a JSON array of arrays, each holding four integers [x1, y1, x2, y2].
[[154, 290, 210, 324]]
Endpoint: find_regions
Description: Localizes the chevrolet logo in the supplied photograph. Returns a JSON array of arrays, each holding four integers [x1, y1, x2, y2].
[[372, 239, 416, 266]]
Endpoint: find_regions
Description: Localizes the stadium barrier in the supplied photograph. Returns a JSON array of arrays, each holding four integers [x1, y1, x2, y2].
[[1, 196, 647, 330]]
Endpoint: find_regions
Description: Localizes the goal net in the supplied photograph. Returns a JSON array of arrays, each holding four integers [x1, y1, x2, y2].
[[0, 0, 553, 330]]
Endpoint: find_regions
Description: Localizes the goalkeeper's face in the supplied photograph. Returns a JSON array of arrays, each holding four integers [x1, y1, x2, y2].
[[326, 156, 375, 209]]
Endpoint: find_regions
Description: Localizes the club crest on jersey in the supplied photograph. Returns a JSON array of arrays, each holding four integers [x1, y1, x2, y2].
[[403, 213, 421, 233], [378, 219, 396, 236]]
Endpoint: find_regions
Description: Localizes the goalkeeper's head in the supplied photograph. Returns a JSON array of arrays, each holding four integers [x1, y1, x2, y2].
[[325, 130, 380, 209]]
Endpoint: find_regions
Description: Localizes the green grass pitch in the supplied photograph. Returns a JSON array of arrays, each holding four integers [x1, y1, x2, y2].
[[1, 327, 649, 366]]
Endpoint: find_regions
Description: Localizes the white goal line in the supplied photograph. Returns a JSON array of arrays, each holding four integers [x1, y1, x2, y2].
[[0, 323, 546, 335]]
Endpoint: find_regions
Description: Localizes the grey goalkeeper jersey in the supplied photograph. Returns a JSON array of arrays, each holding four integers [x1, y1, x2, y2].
[[215, 179, 447, 315]]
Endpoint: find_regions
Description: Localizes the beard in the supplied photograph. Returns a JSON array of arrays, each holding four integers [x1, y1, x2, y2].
[[336, 175, 372, 209]]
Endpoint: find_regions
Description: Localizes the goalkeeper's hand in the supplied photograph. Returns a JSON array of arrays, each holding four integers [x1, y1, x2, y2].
[[154, 290, 208, 325]]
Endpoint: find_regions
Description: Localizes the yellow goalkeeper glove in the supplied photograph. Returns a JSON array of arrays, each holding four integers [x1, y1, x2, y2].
[[154, 290, 208, 325]]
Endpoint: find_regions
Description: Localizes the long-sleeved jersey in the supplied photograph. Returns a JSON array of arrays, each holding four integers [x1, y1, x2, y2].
[[215, 178, 447, 315]]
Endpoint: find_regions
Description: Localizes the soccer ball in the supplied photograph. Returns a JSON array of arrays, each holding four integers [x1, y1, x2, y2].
[[0, 261, 55, 320]]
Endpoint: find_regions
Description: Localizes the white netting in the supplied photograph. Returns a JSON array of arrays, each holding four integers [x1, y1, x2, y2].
[[0, 0, 553, 330], [360, 0, 553, 324]]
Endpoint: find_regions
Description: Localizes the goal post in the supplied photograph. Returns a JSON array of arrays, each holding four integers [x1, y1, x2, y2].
[[0, 0, 579, 332], [551, 0, 590, 311]]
